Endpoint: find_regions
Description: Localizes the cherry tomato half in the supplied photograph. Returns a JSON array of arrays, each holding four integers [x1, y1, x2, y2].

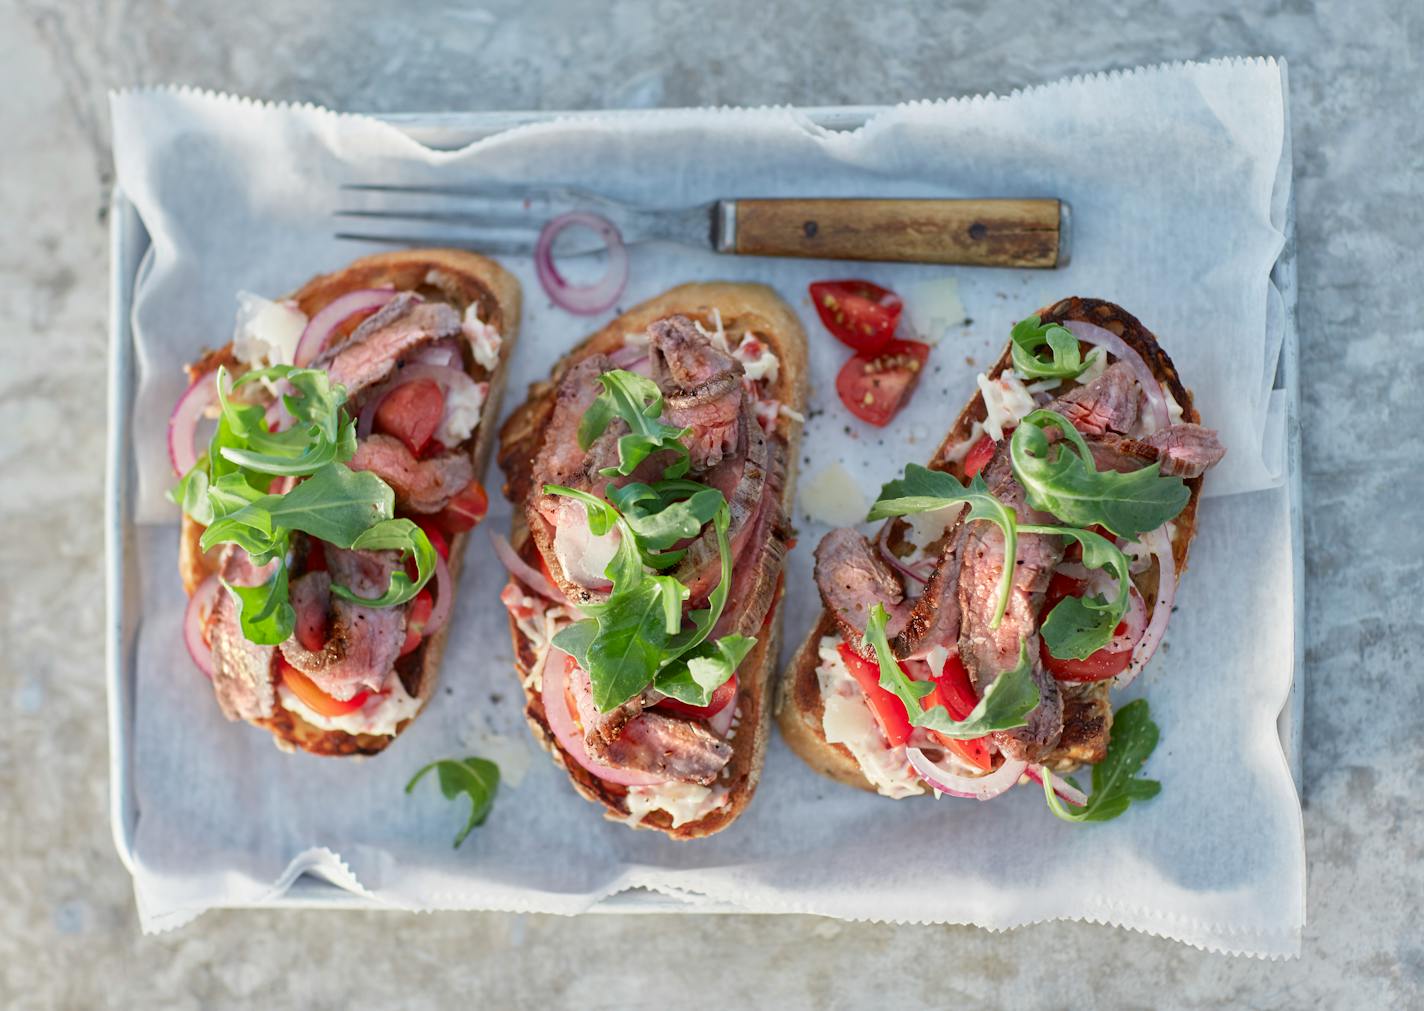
[[656, 674, 738, 720], [278, 656, 371, 716], [835, 339, 931, 427], [1039, 572, 1133, 682], [375, 379, 445, 457], [810, 280, 904, 354]]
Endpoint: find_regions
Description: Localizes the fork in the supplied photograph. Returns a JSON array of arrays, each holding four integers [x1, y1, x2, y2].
[[336, 184, 1070, 268]]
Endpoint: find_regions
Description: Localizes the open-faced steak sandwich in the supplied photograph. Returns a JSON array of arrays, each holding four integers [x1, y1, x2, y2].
[[777, 297, 1223, 818], [496, 282, 806, 838], [172, 249, 520, 756]]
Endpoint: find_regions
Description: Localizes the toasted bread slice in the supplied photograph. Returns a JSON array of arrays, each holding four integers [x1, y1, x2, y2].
[[777, 297, 1204, 793], [178, 249, 521, 756], [497, 282, 807, 838]]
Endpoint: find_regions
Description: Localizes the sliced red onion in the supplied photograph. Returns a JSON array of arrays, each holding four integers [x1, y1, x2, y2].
[[607, 344, 648, 370], [183, 576, 221, 679], [167, 373, 219, 477], [540, 649, 668, 787], [1064, 319, 1170, 432], [420, 551, 454, 639], [264, 384, 293, 433], [707, 692, 737, 738], [1118, 527, 1177, 688], [1025, 764, 1088, 807], [876, 526, 934, 585], [490, 532, 565, 604], [294, 289, 402, 367], [356, 363, 481, 440], [906, 748, 1028, 800], [534, 212, 629, 316], [1107, 586, 1148, 654]]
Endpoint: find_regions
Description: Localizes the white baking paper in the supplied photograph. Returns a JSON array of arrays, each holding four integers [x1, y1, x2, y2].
[[110, 57, 1303, 955]]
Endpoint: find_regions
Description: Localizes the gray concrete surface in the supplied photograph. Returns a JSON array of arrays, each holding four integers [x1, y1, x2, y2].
[[2, 0, 1419, 1007]]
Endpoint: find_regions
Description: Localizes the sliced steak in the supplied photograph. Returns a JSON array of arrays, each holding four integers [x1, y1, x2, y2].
[[648, 315, 745, 470], [1053, 361, 1140, 436], [1143, 423, 1226, 478], [711, 438, 790, 641], [279, 547, 406, 700], [892, 521, 967, 660], [317, 293, 462, 399], [814, 527, 911, 646], [569, 667, 731, 785], [955, 450, 1065, 761], [207, 546, 278, 721], [530, 353, 615, 500], [349, 433, 474, 513]]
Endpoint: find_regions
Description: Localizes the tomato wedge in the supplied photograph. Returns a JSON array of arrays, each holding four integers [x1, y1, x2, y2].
[[924, 653, 993, 771], [399, 589, 435, 657], [836, 642, 912, 747], [963, 434, 997, 478], [656, 674, 738, 720], [810, 280, 904, 354], [835, 339, 931, 427], [437, 479, 489, 534], [278, 656, 371, 716], [1039, 572, 1133, 682], [375, 379, 445, 457]]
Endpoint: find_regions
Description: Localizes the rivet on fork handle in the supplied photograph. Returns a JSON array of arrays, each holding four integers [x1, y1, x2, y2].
[[716, 198, 1069, 268]]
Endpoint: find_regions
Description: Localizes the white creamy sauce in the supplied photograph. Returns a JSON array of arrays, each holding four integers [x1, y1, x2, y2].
[[232, 292, 306, 369], [942, 419, 985, 466], [815, 637, 924, 799], [436, 379, 488, 446], [461, 305, 503, 371], [553, 513, 620, 588], [624, 782, 729, 828], [1077, 346, 1109, 385], [732, 332, 780, 383], [1163, 383, 1185, 425], [278, 669, 424, 737], [976, 371, 1037, 441], [799, 463, 869, 528]]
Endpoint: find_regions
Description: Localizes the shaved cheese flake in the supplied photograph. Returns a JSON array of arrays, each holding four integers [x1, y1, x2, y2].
[[800, 463, 869, 527], [977, 371, 1036, 441]]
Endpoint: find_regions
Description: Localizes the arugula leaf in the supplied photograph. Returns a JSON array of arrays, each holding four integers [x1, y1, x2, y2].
[[577, 369, 691, 479], [607, 481, 725, 553], [1019, 524, 1134, 660], [221, 564, 294, 645], [551, 619, 597, 670], [656, 634, 756, 706], [406, 756, 500, 848], [868, 466, 1018, 628], [1009, 410, 1189, 538], [1043, 699, 1161, 823], [1009, 315, 1087, 380], [585, 577, 681, 711], [864, 604, 1037, 738], [329, 518, 437, 609]]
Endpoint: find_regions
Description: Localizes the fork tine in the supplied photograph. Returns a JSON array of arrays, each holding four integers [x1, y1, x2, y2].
[[334, 232, 537, 255], [334, 223, 610, 257], [334, 207, 552, 230]]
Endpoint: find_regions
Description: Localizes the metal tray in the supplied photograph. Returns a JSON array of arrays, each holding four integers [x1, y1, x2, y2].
[[106, 104, 1303, 914]]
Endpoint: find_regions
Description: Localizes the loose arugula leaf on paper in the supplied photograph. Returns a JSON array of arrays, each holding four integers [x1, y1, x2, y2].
[[1042, 699, 1161, 823], [1009, 409, 1189, 538], [407, 757, 501, 848], [863, 603, 1037, 738]]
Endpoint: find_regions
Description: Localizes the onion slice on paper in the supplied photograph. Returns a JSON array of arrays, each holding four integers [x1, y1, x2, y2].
[[906, 748, 1028, 801], [490, 532, 565, 604], [1063, 319, 1171, 432], [294, 288, 404, 367], [539, 649, 669, 787], [1118, 526, 1177, 688], [183, 576, 221, 679], [534, 212, 629, 315], [168, 373, 220, 477]]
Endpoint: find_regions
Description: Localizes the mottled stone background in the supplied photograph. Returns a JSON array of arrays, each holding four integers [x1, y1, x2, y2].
[[2, 0, 1419, 1007]]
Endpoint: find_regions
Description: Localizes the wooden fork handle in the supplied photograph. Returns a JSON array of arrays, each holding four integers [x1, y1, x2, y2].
[[717, 198, 1068, 268]]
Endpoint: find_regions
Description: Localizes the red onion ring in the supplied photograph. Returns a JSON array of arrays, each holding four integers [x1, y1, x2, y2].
[[1118, 527, 1177, 688], [607, 344, 648, 370], [490, 532, 565, 604], [182, 576, 221, 679], [355, 363, 481, 440], [421, 551, 454, 639], [1107, 586, 1148, 654], [907, 748, 1027, 800], [167, 373, 219, 477], [1064, 320, 1170, 432], [1025, 764, 1088, 807], [540, 649, 668, 786], [294, 289, 402, 367], [534, 212, 629, 316]]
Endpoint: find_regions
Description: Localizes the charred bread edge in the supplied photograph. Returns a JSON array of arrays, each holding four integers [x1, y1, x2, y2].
[[177, 248, 523, 757], [774, 296, 1203, 795], [498, 282, 807, 839]]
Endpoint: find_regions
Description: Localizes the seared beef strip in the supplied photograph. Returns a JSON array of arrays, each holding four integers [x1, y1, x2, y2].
[[349, 433, 474, 513], [1142, 423, 1226, 478], [1052, 361, 1140, 436], [279, 547, 406, 700], [207, 546, 278, 721], [648, 315, 745, 469], [893, 521, 967, 660], [315, 293, 462, 399], [814, 528, 912, 647]]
